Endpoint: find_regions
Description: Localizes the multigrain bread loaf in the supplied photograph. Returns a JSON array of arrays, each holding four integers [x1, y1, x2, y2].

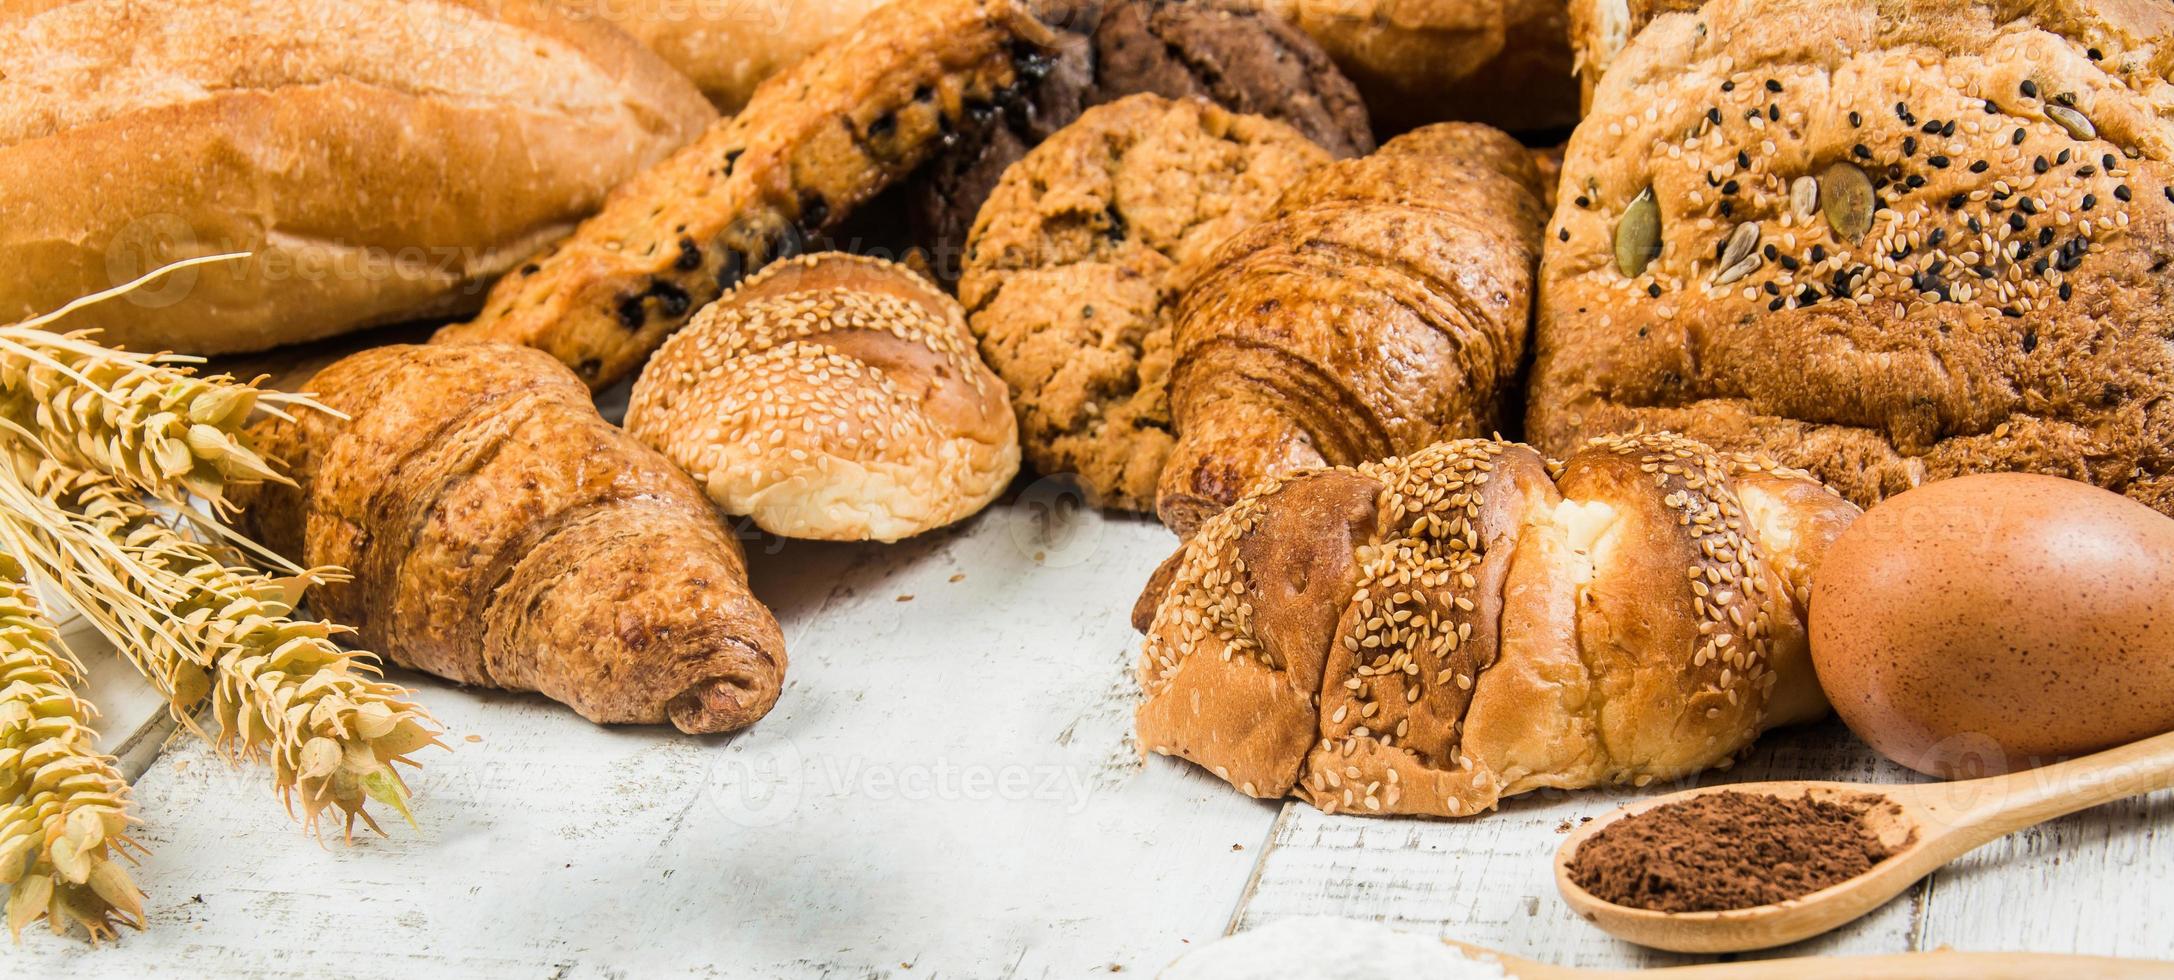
[[1261, 0, 1578, 132], [0, 0, 714, 355], [1530, 0, 2174, 516], [959, 95, 1335, 511], [436, 0, 1094, 390], [581, 0, 895, 111], [1133, 433, 1857, 817], [233, 344, 787, 735], [627, 254, 1019, 542], [1157, 122, 1548, 536]]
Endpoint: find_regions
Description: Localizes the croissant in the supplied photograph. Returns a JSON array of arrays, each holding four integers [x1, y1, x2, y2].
[[233, 344, 787, 734], [1132, 433, 1858, 817], [627, 253, 1020, 542], [1156, 122, 1547, 535]]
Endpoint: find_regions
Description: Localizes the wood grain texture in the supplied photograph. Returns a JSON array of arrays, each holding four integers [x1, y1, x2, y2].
[[14, 493, 1280, 975], [1233, 722, 2174, 967]]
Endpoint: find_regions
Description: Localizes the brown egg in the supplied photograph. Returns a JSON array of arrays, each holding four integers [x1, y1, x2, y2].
[[1810, 473, 2174, 777]]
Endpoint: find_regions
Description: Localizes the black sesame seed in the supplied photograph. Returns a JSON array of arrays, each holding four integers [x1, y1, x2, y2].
[[1947, 193, 1969, 209], [1903, 136, 1919, 155], [1929, 155, 1950, 168], [2021, 80, 2039, 98], [1722, 180, 1740, 195], [1921, 121, 1942, 135], [1894, 101, 1911, 120], [2019, 197, 2040, 215], [1969, 217, 1984, 233], [1647, 283, 1662, 298], [1737, 150, 1752, 169], [1721, 80, 1736, 92], [1575, 195, 1591, 208], [1849, 110, 1863, 127], [1763, 243, 1779, 260], [1852, 143, 1871, 159], [1719, 200, 1734, 217], [2104, 153, 2118, 171], [520, 263, 540, 276], [1559, 227, 1571, 242], [1798, 285, 1821, 304], [1768, 297, 1786, 311], [2013, 128, 2028, 145], [2059, 281, 2074, 300], [1708, 107, 1723, 125], [2082, 193, 2097, 211], [1984, 100, 2001, 114], [1767, 79, 1784, 92], [1764, 282, 1781, 295], [2002, 307, 2022, 319], [1811, 245, 1827, 262], [1970, 160, 1990, 173], [2116, 185, 2133, 202], [1943, 120, 1958, 137], [2057, 149, 2072, 165], [2039, 227, 2055, 246], [2008, 213, 2027, 231], [1929, 229, 1947, 247], [1778, 254, 1801, 271], [1768, 104, 1780, 121], [2033, 257, 2051, 275], [2088, 47, 2104, 60], [2164, 187, 2174, 203], [1906, 175, 1927, 189]]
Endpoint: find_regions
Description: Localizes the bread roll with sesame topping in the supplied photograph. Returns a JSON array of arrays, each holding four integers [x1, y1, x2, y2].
[[1533, 0, 2174, 517], [1131, 432, 1859, 818], [627, 254, 1020, 542], [231, 344, 788, 735]]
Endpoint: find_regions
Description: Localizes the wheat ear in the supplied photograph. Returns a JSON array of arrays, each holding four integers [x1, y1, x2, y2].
[[0, 555, 144, 943], [0, 455, 440, 839], [0, 254, 324, 514]]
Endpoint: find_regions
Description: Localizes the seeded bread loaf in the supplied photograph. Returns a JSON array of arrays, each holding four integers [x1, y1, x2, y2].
[[582, 0, 894, 112], [0, 0, 714, 355], [1530, 0, 2174, 516], [627, 254, 1020, 542], [434, 0, 1093, 390], [233, 343, 788, 735], [959, 94, 1335, 511], [1133, 433, 1857, 817], [1157, 122, 1548, 536]]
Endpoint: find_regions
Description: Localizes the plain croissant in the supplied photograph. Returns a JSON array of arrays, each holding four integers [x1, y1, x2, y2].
[[1133, 433, 1858, 818], [1156, 122, 1548, 536], [233, 343, 788, 734]]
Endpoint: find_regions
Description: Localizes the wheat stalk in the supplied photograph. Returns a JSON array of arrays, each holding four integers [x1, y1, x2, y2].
[[0, 254, 323, 514], [0, 454, 441, 840], [0, 554, 144, 943]]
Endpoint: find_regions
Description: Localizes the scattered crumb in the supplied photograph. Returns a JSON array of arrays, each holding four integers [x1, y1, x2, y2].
[[1555, 820, 1573, 833], [949, 573, 966, 583], [1231, 843, 1245, 851], [1108, 966, 1123, 973], [174, 760, 190, 773], [1034, 550, 1047, 562], [465, 734, 483, 743], [1580, 816, 1593, 824], [896, 594, 914, 602], [190, 895, 204, 904]]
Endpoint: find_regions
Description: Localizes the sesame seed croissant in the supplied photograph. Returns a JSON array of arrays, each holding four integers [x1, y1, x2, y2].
[[1132, 432, 1858, 818], [233, 344, 787, 735]]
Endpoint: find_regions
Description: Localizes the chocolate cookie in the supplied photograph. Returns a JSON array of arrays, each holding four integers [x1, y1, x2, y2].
[[959, 94, 1334, 510], [910, 0, 1371, 279]]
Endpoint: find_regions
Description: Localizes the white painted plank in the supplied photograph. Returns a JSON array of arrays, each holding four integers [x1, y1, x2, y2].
[[1232, 723, 1944, 968], [13, 497, 1280, 975]]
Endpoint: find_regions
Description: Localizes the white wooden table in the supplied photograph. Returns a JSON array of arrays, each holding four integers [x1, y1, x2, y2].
[[22, 490, 2174, 976]]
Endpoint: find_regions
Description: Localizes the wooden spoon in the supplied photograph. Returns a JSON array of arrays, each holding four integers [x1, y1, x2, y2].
[[1555, 729, 2174, 954], [1159, 917, 2174, 978]]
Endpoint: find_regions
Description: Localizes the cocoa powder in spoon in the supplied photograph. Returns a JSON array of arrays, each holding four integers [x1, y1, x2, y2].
[[1567, 790, 1908, 913]]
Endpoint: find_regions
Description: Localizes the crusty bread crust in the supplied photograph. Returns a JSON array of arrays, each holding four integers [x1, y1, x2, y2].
[[1532, 0, 2174, 515], [0, 0, 714, 354], [1134, 433, 1857, 817], [585, 0, 895, 112]]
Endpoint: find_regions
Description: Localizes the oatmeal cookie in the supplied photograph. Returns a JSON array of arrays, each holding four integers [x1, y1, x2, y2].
[[908, 0, 1372, 280], [1531, 0, 2174, 514], [959, 94, 1334, 510]]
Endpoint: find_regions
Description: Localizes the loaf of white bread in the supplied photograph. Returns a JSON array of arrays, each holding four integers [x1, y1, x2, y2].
[[0, 0, 715, 354], [1132, 433, 1859, 817]]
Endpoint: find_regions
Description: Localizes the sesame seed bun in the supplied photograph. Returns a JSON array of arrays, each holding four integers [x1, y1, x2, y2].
[[627, 253, 1020, 543]]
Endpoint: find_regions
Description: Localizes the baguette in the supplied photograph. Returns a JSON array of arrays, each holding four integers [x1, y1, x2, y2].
[[0, 0, 714, 355]]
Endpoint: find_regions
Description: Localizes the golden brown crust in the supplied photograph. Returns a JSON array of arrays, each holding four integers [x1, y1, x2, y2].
[[1133, 433, 1858, 817], [1531, 0, 2174, 516], [434, 0, 1091, 390], [582, 0, 895, 112], [233, 344, 788, 734], [1157, 123, 1548, 535], [0, 0, 714, 355], [1261, 0, 1579, 132], [626, 253, 1020, 542], [1565, 0, 1700, 110], [959, 94, 1333, 511]]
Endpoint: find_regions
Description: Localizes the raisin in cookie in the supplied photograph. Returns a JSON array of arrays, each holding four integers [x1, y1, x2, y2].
[[960, 94, 1333, 510], [1531, 0, 2174, 514]]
